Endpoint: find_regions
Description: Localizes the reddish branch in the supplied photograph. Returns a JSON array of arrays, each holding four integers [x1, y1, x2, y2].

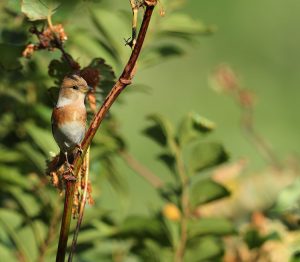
[[56, 2, 157, 261]]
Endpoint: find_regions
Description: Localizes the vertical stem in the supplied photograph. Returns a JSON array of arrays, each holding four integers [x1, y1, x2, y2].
[[241, 107, 281, 170], [55, 3, 156, 261], [56, 180, 76, 262], [174, 149, 189, 262]]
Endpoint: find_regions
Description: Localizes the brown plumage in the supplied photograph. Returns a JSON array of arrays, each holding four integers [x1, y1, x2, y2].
[[51, 74, 90, 156]]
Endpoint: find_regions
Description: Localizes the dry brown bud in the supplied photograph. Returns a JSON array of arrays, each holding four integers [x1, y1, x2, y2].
[[145, 0, 157, 7], [214, 65, 238, 92], [22, 43, 36, 58], [238, 90, 255, 108]]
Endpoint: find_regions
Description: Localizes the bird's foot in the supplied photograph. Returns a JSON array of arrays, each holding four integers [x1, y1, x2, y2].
[[62, 163, 77, 181], [63, 173, 77, 181], [75, 144, 83, 155]]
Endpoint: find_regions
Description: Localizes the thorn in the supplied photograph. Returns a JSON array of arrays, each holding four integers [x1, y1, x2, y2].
[[124, 37, 133, 48]]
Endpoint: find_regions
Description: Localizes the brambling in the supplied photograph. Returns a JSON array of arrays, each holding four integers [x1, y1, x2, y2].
[[51, 74, 90, 170]]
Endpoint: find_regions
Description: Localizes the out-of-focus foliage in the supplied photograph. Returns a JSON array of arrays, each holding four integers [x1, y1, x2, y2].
[[1, 0, 300, 261], [0, 0, 222, 261]]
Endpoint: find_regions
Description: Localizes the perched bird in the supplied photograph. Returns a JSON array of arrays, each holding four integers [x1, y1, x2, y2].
[[51, 74, 90, 168]]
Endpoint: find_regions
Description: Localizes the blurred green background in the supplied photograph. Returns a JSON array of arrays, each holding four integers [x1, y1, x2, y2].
[[112, 0, 300, 215], [1, 0, 300, 261]]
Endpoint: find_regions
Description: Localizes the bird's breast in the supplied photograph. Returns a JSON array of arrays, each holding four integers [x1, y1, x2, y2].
[[52, 104, 86, 127]]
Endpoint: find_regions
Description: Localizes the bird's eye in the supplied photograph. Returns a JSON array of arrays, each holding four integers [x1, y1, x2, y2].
[[72, 85, 79, 90]]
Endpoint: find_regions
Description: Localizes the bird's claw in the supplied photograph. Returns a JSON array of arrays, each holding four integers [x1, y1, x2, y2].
[[63, 173, 77, 181], [75, 144, 83, 155]]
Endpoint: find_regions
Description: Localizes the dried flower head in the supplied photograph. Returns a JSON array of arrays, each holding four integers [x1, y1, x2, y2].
[[213, 65, 239, 93]]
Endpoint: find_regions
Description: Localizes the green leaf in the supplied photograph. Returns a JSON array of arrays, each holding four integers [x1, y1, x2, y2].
[[0, 166, 29, 189], [24, 122, 58, 156], [48, 58, 72, 85], [177, 112, 215, 146], [143, 114, 177, 153], [85, 57, 116, 99], [142, 44, 184, 67], [92, 132, 121, 154], [0, 244, 16, 261], [291, 251, 300, 262], [17, 142, 45, 172], [190, 179, 230, 207], [132, 238, 173, 262], [18, 223, 39, 260], [0, 43, 23, 70], [158, 153, 176, 174], [158, 13, 212, 40], [0, 209, 31, 261], [114, 216, 169, 245], [9, 187, 41, 217], [0, 146, 24, 163], [272, 178, 300, 213], [34, 104, 52, 123], [185, 236, 224, 262], [189, 142, 229, 173], [244, 229, 280, 250], [21, 0, 59, 21], [90, 11, 122, 65], [0, 209, 23, 228], [188, 218, 235, 239], [161, 217, 180, 248], [158, 184, 181, 206], [0, 113, 14, 138]]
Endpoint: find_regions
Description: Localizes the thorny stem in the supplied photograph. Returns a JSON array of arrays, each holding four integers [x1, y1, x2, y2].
[[119, 150, 164, 188], [56, 180, 75, 262], [56, 2, 157, 261]]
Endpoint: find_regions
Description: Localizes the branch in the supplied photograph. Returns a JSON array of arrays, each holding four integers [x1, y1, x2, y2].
[[240, 107, 282, 170], [56, 2, 157, 261], [119, 150, 164, 188]]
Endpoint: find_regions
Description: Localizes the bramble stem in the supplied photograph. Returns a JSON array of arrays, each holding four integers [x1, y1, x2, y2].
[[56, 180, 75, 262], [56, 2, 157, 261]]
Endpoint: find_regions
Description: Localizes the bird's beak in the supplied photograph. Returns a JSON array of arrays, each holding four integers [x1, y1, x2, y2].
[[82, 86, 93, 93]]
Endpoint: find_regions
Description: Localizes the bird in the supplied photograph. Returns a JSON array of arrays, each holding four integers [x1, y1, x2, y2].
[[51, 74, 90, 174]]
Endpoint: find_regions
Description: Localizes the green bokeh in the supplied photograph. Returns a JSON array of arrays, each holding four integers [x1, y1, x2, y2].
[[109, 0, 300, 215]]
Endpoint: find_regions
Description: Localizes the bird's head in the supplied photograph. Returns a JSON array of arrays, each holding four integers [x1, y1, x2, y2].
[[57, 75, 91, 107]]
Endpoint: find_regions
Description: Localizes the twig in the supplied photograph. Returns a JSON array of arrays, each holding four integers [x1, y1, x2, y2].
[[56, 2, 157, 261], [119, 150, 164, 188], [46, 13, 77, 70], [240, 107, 282, 170]]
